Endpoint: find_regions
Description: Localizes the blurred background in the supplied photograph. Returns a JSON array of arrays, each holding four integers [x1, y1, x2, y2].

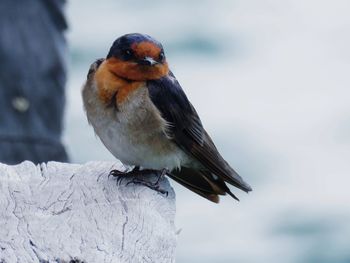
[[2, 0, 350, 262], [64, 1, 350, 262]]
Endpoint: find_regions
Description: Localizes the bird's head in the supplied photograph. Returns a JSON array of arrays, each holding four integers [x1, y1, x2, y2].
[[106, 33, 169, 81]]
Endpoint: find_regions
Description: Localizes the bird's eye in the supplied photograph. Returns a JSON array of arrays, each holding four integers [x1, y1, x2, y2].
[[123, 49, 133, 60], [159, 51, 165, 62]]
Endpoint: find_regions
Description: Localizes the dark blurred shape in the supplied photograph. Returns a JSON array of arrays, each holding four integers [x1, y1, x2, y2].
[[0, 0, 68, 164]]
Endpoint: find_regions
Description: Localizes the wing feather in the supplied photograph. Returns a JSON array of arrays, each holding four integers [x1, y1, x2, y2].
[[147, 72, 252, 199]]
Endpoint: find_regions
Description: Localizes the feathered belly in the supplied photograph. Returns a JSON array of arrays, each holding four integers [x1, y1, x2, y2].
[[86, 86, 187, 170]]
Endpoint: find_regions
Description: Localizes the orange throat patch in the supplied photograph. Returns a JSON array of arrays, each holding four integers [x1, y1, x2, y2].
[[94, 60, 145, 105]]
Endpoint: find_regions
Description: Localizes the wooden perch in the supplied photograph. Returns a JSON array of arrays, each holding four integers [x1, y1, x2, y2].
[[0, 161, 176, 263]]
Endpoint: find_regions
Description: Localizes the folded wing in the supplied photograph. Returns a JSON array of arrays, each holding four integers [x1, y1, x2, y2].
[[147, 72, 252, 202]]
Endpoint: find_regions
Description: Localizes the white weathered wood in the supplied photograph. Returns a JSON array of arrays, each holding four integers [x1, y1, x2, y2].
[[0, 161, 176, 263]]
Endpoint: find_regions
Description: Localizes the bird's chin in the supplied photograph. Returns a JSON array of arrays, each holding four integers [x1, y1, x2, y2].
[[138, 63, 169, 80]]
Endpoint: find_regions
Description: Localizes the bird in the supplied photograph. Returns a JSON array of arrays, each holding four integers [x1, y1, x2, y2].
[[82, 33, 252, 203]]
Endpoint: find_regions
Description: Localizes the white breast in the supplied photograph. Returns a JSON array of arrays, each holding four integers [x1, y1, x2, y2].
[[82, 81, 188, 170]]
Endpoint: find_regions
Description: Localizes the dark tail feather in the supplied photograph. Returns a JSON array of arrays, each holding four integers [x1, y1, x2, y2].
[[168, 168, 220, 203], [200, 171, 240, 201], [168, 167, 241, 203], [168, 172, 220, 203], [225, 188, 240, 201]]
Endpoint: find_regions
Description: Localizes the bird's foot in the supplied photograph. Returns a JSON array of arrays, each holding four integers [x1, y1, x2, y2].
[[126, 168, 169, 196], [109, 166, 142, 184]]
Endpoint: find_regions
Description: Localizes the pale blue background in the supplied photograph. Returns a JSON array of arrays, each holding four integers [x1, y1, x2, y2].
[[64, 1, 350, 262]]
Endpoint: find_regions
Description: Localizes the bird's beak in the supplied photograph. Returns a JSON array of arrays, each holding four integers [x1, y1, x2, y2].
[[139, 57, 159, 66]]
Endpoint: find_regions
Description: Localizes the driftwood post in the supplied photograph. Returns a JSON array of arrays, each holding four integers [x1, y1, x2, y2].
[[0, 161, 176, 263]]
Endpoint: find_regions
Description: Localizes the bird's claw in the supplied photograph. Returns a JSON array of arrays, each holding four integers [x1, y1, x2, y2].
[[108, 169, 128, 184], [108, 166, 140, 184], [109, 169, 127, 177], [108, 167, 169, 196]]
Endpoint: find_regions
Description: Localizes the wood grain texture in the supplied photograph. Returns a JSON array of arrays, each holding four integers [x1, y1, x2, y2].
[[0, 161, 176, 263]]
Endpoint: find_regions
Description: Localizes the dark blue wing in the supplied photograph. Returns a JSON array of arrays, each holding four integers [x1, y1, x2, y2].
[[147, 72, 204, 145], [147, 72, 252, 194]]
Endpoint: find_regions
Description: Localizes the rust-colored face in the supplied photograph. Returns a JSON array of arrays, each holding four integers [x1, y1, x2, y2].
[[131, 41, 162, 61], [106, 57, 168, 81], [106, 34, 169, 80]]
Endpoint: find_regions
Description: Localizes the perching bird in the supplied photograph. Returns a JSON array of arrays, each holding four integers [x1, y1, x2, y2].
[[82, 33, 252, 203]]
